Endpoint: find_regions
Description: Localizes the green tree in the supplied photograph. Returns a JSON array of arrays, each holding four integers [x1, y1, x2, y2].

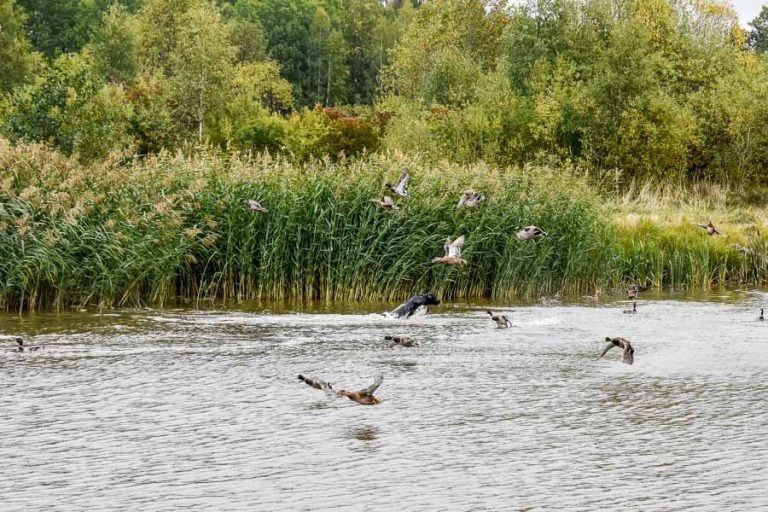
[[61, 83, 135, 161], [749, 5, 768, 53], [170, 1, 236, 142], [134, 0, 194, 74], [89, 3, 138, 83], [0, 0, 41, 95], [1, 52, 102, 153]]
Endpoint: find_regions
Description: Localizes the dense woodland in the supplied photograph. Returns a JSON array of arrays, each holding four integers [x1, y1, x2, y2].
[[1, 0, 768, 185]]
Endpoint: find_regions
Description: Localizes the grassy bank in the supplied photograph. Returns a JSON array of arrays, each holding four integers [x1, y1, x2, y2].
[[1, 140, 767, 311]]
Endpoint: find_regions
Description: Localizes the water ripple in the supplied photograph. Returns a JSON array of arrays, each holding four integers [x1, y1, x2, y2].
[[2, 300, 768, 510]]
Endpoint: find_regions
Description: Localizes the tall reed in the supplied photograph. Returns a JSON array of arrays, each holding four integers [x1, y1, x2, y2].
[[1, 139, 766, 311]]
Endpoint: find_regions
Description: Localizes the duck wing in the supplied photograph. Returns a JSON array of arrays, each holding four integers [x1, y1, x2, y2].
[[245, 199, 268, 212], [448, 235, 465, 258], [443, 237, 452, 257], [599, 343, 616, 359], [457, 193, 467, 208], [395, 171, 409, 196], [382, 195, 395, 207], [623, 346, 634, 365], [298, 374, 334, 392], [359, 374, 384, 396]]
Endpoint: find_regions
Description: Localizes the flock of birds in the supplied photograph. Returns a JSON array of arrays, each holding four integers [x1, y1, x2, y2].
[[4, 173, 756, 406], [247, 170, 549, 271]]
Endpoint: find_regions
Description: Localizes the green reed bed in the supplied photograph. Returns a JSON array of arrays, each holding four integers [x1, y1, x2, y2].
[[0, 141, 617, 310], [614, 219, 768, 289], [4, 140, 767, 311]]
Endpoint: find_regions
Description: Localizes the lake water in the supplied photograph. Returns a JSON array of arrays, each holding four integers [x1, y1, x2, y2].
[[2, 292, 768, 511]]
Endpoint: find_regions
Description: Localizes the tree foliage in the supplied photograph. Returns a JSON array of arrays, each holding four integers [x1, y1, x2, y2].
[[1, 0, 768, 186]]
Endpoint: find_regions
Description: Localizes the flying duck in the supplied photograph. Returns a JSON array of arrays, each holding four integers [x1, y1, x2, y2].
[[388, 293, 441, 319], [600, 337, 634, 365], [245, 199, 268, 213], [431, 235, 466, 268], [734, 244, 754, 255], [487, 310, 512, 328], [457, 189, 485, 208], [696, 222, 721, 236], [385, 171, 409, 198], [623, 302, 637, 314], [516, 226, 547, 241], [385, 335, 420, 347], [370, 195, 399, 210], [298, 374, 383, 405]]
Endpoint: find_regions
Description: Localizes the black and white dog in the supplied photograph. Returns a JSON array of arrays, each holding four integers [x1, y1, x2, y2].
[[388, 293, 441, 319]]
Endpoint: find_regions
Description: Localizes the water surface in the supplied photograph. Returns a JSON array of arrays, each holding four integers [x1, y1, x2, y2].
[[2, 293, 768, 511]]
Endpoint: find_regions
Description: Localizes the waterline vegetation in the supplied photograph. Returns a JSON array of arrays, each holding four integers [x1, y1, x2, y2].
[[2, 140, 768, 311]]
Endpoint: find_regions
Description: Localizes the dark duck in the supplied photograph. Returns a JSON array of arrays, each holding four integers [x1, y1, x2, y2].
[[600, 337, 635, 365], [388, 293, 440, 319]]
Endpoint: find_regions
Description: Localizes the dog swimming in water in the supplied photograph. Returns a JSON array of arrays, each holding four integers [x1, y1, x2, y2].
[[387, 293, 441, 319]]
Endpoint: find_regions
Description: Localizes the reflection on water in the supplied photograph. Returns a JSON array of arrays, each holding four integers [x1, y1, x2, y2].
[[2, 291, 768, 511]]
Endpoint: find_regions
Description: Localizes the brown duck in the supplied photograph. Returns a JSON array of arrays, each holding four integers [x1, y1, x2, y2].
[[487, 310, 512, 328], [431, 235, 466, 268], [298, 374, 384, 405], [696, 222, 721, 236], [370, 195, 399, 210], [457, 189, 485, 208], [384, 335, 419, 347]]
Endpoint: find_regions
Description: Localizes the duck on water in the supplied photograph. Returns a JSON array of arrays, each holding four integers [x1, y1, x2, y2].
[[298, 374, 384, 405], [388, 293, 441, 319]]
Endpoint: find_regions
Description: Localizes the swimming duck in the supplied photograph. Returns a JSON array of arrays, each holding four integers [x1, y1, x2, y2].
[[457, 189, 485, 208], [385, 171, 409, 198], [623, 302, 637, 314], [696, 222, 721, 236], [431, 235, 467, 268], [516, 226, 547, 241], [600, 337, 634, 365], [10, 337, 43, 352], [298, 374, 383, 405], [540, 297, 561, 307], [625, 284, 648, 299], [370, 195, 399, 211], [389, 293, 441, 319], [487, 310, 512, 328], [245, 199, 268, 213], [385, 335, 420, 347], [760, 308, 764, 321]]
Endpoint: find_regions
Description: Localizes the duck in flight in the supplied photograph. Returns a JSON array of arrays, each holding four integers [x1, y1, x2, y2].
[[431, 235, 466, 268], [696, 222, 721, 236], [245, 199, 268, 213], [370, 195, 399, 211], [385, 335, 419, 347], [487, 310, 512, 328], [623, 302, 637, 314], [10, 337, 43, 352], [388, 293, 440, 319], [298, 374, 384, 405], [516, 225, 547, 241], [600, 337, 634, 365], [385, 171, 409, 198], [457, 189, 485, 208]]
